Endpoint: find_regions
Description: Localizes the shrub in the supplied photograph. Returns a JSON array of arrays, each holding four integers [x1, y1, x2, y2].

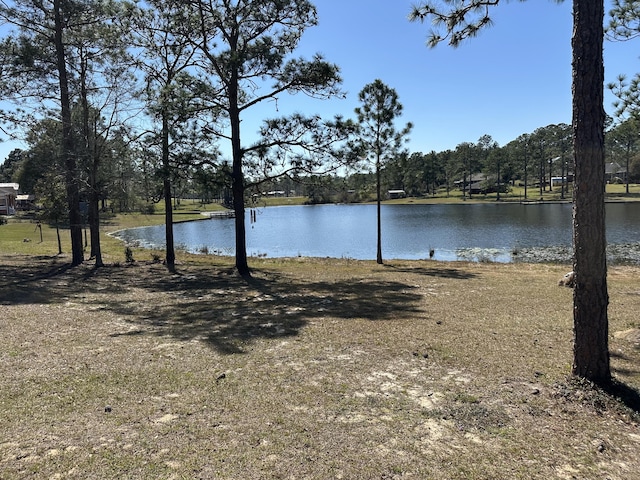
[[125, 246, 134, 263], [140, 203, 156, 215]]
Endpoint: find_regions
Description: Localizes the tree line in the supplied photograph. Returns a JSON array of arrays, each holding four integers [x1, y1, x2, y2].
[[4, 114, 640, 223]]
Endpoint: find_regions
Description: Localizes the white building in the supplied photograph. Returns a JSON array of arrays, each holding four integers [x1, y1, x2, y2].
[[0, 183, 19, 215]]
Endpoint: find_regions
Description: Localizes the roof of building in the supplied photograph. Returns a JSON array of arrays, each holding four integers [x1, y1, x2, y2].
[[0, 183, 19, 194]]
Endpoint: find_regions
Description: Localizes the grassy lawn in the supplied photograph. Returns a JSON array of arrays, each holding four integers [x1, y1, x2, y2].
[[0, 209, 639, 479]]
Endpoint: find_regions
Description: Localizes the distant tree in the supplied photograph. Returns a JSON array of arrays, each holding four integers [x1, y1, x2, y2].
[[494, 141, 518, 191], [607, 118, 640, 193], [35, 171, 67, 254], [530, 127, 551, 196], [475, 134, 499, 195], [383, 151, 405, 193], [17, 119, 63, 195], [410, 0, 611, 384], [424, 151, 441, 195], [0, 149, 24, 183], [507, 133, 533, 199], [355, 79, 412, 264], [106, 131, 140, 213], [384, 151, 428, 196], [390, 150, 442, 196], [187, 0, 352, 276], [485, 148, 507, 199], [549, 123, 573, 199], [304, 175, 336, 205], [452, 142, 475, 198], [439, 149, 455, 196], [408, 152, 431, 195]]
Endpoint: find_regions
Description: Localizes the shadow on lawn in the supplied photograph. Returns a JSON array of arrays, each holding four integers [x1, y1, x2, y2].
[[0, 257, 448, 354], [383, 263, 478, 280], [607, 381, 640, 415], [106, 265, 429, 354], [0, 255, 76, 304]]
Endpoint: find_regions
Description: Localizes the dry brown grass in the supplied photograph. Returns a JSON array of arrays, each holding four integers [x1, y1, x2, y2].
[[1, 254, 639, 479]]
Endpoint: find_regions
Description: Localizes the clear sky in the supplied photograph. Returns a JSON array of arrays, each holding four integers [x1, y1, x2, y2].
[[284, 0, 639, 153], [1, 0, 638, 163]]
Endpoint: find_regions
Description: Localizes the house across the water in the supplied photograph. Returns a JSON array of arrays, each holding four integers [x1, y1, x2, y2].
[[388, 189, 406, 199]]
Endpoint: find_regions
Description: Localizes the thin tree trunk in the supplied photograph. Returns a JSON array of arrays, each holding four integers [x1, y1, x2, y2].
[[625, 146, 630, 194], [561, 154, 566, 199], [54, 0, 83, 266], [496, 158, 501, 201], [80, 61, 103, 267], [89, 189, 103, 267], [376, 157, 383, 264], [56, 224, 62, 255], [162, 114, 176, 273], [89, 124, 103, 267], [524, 147, 528, 200], [571, 0, 611, 385]]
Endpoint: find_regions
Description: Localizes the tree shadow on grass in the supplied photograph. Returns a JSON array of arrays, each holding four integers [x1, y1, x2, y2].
[[106, 265, 427, 354], [609, 350, 640, 414], [0, 256, 76, 304], [1, 256, 437, 355], [383, 263, 479, 280], [0, 256, 145, 304], [606, 380, 640, 415]]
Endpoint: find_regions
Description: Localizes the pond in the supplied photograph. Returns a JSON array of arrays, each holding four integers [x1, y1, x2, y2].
[[111, 202, 640, 264]]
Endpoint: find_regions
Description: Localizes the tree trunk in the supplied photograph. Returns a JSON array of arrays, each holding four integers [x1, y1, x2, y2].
[[162, 114, 176, 273], [56, 224, 62, 255], [571, 0, 611, 385], [496, 158, 501, 201], [229, 62, 250, 276], [89, 140, 103, 267], [539, 155, 544, 198], [625, 146, 630, 195], [89, 188, 103, 267], [232, 151, 248, 276], [524, 146, 528, 200], [561, 155, 566, 200], [54, 0, 83, 266], [80, 55, 103, 268], [376, 157, 383, 264]]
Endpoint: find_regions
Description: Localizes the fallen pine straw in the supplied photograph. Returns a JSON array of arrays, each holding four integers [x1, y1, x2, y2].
[[1, 254, 639, 479]]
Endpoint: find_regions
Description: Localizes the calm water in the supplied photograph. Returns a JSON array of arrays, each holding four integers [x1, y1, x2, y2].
[[112, 203, 640, 263]]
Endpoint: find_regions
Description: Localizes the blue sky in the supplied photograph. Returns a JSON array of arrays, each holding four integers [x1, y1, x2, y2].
[[1, 0, 639, 163], [260, 0, 639, 155]]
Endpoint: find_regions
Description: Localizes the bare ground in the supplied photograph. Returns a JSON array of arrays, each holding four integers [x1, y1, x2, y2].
[[1, 254, 639, 479]]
